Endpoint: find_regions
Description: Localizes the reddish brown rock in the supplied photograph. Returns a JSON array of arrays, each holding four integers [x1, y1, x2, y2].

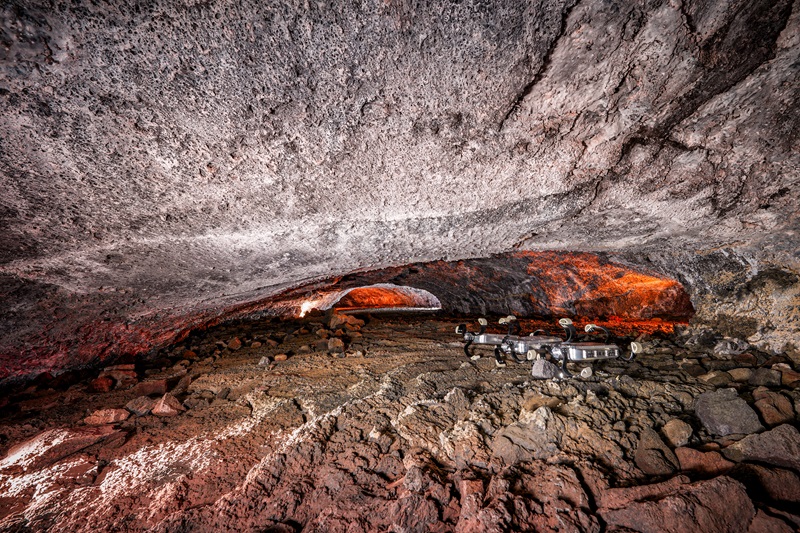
[[151, 393, 185, 416], [101, 369, 138, 390], [183, 349, 198, 359], [675, 447, 734, 476], [634, 427, 679, 476], [250, 341, 262, 348], [132, 379, 168, 397], [753, 389, 795, 426], [748, 510, 794, 533], [0, 427, 119, 472], [125, 396, 156, 416], [600, 476, 755, 532], [89, 375, 114, 393], [84, 408, 130, 426], [327, 338, 345, 354], [730, 463, 800, 505], [273, 353, 288, 361], [227, 337, 242, 350]]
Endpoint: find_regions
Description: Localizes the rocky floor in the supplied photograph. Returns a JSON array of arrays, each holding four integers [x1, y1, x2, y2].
[[1, 314, 799, 532]]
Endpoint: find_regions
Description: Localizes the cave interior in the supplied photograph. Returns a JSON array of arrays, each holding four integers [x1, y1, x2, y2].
[[1, 0, 799, 531]]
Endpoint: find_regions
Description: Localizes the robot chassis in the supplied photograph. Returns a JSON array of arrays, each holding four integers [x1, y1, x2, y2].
[[455, 316, 642, 379]]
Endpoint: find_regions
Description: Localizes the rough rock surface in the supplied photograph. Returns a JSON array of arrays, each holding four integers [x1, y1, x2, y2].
[[694, 388, 764, 436], [1, 0, 799, 382], [2, 316, 799, 531], [723, 424, 800, 471]]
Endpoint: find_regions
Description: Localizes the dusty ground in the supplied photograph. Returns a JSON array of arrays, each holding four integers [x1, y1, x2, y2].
[[1, 314, 799, 532]]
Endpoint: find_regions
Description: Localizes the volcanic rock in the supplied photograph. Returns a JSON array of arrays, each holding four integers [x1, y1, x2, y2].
[[88, 376, 114, 393], [674, 447, 734, 476], [227, 338, 242, 351], [729, 463, 800, 504], [728, 368, 753, 382], [634, 427, 679, 476], [662, 419, 693, 448], [694, 388, 763, 436], [0, 427, 118, 473], [151, 393, 185, 417], [723, 424, 800, 471], [327, 338, 345, 354], [750, 368, 782, 387], [125, 396, 156, 416], [599, 476, 754, 532], [531, 359, 560, 380], [748, 510, 794, 533], [753, 389, 795, 426], [132, 379, 168, 397], [83, 409, 130, 426]]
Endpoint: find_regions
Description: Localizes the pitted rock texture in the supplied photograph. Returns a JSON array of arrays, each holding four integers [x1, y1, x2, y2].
[[1, 316, 800, 531], [1, 0, 799, 382]]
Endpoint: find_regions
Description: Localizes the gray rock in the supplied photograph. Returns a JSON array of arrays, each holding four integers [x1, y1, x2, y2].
[[749, 368, 782, 387], [694, 388, 763, 437], [723, 424, 800, 472], [531, 359, 560, 380], [125, 396, 155, 417]]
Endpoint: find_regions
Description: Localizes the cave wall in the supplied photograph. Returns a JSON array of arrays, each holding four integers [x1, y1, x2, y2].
[[1, 0, 798, 383]]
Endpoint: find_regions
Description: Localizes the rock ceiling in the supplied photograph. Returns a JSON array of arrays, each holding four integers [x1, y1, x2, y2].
[[0, 0, 799, 383]]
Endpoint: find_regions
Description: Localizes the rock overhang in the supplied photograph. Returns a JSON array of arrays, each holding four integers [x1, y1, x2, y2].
[[0, 0, 799, 384]]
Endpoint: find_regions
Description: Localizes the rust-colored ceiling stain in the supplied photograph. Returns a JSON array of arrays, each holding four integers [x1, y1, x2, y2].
[[521, 252, 694, 320], [335, 287, 420, 309]]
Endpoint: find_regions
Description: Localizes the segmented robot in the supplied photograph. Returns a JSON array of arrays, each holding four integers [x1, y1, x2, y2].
[[455, 316, 642, 379]]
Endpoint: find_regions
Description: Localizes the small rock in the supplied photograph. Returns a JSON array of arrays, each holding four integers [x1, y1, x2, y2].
[[89, 376, 114, 393], [132, 379, 167, 397], [151, 393, 185, 417], [183, 350, 198, 359], [314, 339, 329, 352], [780, 369, 800, 386], [727, 368, 753, 382], [327, 338, 345, 354], [674, 447, 734, 476], [634, 427, 679, 476], [84, 408, 130, 426], [531, 359, 560, 379], [274, 353, 288, 361], [694, 388, 763, 437], [723, 424, 800, 471], [227, 338, 242, 351], [102, 370, 138, 390], [714, 339, 749, 356], [171, 374, 192, 396], [258, 356, 272, 366], [697, 370, 732, 386], [125, 396, 155, 416], [753, 389, 795, 426], [266, 339, 280, 348], [682, 364, 706, 377], [749, 368, 782, 387], [733, 352, 757, 366], [250, 341, 262, 349], [297, 345, 312, 353], [662, 419, 693, 447]]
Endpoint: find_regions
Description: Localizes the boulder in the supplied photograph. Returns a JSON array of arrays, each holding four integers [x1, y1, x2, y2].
[[599, 476, 754, 532], [694, 388, 763, 436], [723, 424, 800, 472], [727, 368, 753, 382]]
